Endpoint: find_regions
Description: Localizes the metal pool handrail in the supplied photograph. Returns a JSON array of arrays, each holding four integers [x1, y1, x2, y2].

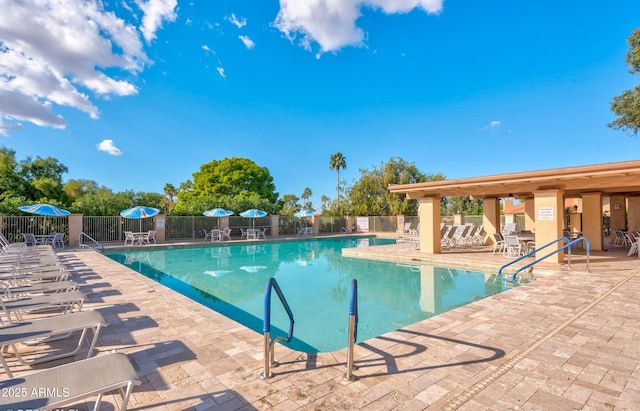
[[260, 277, 294, 379], [344, 279, 358, 381], [498, 236, 591, 282]]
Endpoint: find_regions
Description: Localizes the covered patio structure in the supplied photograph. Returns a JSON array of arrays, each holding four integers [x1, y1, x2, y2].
[[389, 160, 640, 263]]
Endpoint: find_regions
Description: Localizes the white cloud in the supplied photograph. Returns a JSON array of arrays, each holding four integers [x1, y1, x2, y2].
[[202, 44, 215, 54], [239, 35, 256, 49], [275, 0, 443, 53], [135, 0, 178, 44], [484, 120, 501, 130], [97, 139, 123, 156], [0, 0, 178, 136], [227, 13, 247, 29], [216, 67, 226, 78]]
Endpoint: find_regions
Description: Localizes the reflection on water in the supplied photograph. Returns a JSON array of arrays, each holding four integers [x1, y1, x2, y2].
[[106, 237, 513, 353]]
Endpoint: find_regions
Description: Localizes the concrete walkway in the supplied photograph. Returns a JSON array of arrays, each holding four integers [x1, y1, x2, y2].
[[7, 240, 640, 410]]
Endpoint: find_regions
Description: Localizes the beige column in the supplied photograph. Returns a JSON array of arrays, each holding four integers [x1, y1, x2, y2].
[[581, 192, 603, 251], [418, 197, 441, 254], [628, 196, 640, 232], [483, 197, 500, 244], [68, 214, 83, 246], [153, 214, 166, 243], [609, 195, 626, 243], [524, 199, 535, 231], [270, 215, 280, 237], [533, 190, 564, 263], [569, 212, 582, 233], [219, 216, 230, 229], [453, 213, 463, 225]]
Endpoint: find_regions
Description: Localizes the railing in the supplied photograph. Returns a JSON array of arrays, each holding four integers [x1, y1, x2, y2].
[[498, 237, 591, 282], [343, 279, 359, 381], [78, 232, 104, 252], [260, 277, 294, 379]]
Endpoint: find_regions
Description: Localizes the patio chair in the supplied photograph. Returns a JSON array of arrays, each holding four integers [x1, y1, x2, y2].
[[51, 232, 65, 249], [0, 351, 140, 411], [502, 235, 522, 258], [124, 231, 136, 246], [23, 233, 37, 247], [203, 229, 213, 241], [491, 233, 505, 255], [0, 310, 107, 377], [256, 227, 268, 239], [221, 227, 232, 241], [143, 230, 156, 244], [613, 229, 626, 247]]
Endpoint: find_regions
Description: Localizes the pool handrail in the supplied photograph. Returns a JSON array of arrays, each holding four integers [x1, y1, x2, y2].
[[498, 236, 590, 282], [78, 232, 104, 252], [261, 277, 294, 379], [344, 279, 358, 381]]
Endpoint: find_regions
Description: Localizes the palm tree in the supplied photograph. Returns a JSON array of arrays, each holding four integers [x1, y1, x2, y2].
[[163, 183, 177, 213], [301, 187, 313, 210], [329, 152, 347, 212]]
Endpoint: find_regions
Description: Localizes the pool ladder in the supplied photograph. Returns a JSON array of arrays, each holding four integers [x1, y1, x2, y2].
[[260, 278, 359, 380]]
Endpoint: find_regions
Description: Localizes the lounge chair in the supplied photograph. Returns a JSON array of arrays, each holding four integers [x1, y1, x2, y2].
[[0, 290, 86, 324], [0, 310, 107, 377], [0, 352, 140, 411]]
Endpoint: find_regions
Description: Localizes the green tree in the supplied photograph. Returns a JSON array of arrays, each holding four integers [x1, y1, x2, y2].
[[443, 196, 483, 216], [64, 179, 100, 202], [301, 187, 313, 210], [0, 148, 24, 199], [163, 183, 178, 214], [279, 194, 299, 216], [320, 195, 332, 213], [329, 152, 347, 213], [19, 156, 68, 202], [187, 157, 278, 203], [348, 157, 443, 216], [609, 29, 640, 136]]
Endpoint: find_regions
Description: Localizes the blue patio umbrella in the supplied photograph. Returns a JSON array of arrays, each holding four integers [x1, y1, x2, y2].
[[203, 208, 234, 217], [294, 209, 315, 218], [203, 208, 234, 229], [19, 203, 70, 232], [19, 203, 70, 217], [120, 206, 160, 231], [240, 209, 268, 228]]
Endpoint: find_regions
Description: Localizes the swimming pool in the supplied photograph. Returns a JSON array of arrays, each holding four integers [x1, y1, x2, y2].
[[105, 237, 511, 353]]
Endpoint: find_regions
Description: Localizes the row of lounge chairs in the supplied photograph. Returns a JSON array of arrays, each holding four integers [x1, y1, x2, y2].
[[441, 223, 486, 249], [0, 236, 140, 410]]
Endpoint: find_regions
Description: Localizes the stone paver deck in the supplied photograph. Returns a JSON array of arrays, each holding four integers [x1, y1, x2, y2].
[[5, 238, 640, 410]]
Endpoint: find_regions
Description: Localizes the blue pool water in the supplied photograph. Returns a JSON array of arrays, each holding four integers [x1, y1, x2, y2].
[[105, 237, 510, 353]]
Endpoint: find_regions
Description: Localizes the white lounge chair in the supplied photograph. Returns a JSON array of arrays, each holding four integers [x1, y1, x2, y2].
[[0, 352, 140, 411], [0, 290, 86, 324], [0, 310, 107, 377]]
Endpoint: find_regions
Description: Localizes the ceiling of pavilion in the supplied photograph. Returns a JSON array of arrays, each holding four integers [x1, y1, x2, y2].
[[388, 160, 640, 200]]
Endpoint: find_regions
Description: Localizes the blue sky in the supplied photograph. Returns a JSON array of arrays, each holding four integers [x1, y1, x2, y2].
[[1, 0, 639, 209]]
